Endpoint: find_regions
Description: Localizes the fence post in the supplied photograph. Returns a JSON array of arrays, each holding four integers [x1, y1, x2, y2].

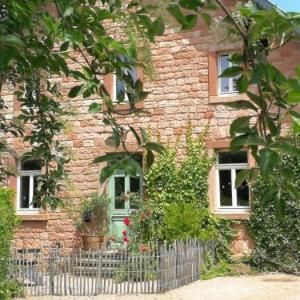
[[49, 251, 55, 296]]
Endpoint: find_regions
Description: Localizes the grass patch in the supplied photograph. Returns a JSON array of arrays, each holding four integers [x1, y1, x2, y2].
[[200, 255, 259, 280]]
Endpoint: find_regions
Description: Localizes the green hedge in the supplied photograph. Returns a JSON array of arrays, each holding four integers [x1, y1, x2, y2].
[[0, 188, 21, 299], [249, 135, 300, 274]]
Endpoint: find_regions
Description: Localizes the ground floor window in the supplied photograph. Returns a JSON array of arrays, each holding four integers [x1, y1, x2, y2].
[[17, 160, 41, 212], [216, 151, 250, 211]]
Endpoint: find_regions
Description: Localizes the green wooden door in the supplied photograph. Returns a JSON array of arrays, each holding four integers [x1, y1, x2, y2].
[[108, 170, 142, 241]]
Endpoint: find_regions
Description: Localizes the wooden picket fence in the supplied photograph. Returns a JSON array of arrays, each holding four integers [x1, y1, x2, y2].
[[6, 239, 215, 296]]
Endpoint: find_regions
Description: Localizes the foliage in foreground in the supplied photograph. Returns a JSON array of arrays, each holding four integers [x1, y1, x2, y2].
[[0, 188, 22, 299], [249, 134, 300, 274]]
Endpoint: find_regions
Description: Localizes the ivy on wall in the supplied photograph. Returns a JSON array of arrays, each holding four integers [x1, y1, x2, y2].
[[249, 133, 300, 274]]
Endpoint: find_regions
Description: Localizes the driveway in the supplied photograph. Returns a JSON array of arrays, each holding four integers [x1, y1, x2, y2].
[[19, 274, 300, 300]]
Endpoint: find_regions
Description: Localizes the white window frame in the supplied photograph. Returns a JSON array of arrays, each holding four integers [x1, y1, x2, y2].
[[17, 161, 41, 214], [218, 53, 239, 95], [112, 73, 129, 103], [216, 151, 250, 212]]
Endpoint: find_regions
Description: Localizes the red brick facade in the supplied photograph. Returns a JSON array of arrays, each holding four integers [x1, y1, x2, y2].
[[2, 1, 299, 256]]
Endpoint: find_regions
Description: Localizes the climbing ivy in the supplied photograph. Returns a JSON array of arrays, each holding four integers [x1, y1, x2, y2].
[[249, 133, 300, 274]]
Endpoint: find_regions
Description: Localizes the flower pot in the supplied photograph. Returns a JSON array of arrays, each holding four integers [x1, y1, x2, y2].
[[82, 210, 92, 222], [82, 234, 104, 251]]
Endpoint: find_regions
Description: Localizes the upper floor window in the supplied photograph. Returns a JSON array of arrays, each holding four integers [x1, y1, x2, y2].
[[216, 151, 250, 211], [17, 160, 41, 212], [112, 56, 138, 103], [218, 54, 238, 95]]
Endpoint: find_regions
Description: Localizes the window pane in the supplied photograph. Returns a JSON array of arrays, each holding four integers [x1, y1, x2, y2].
[[236, 170, 249, 207], [116, 78, 126, 101], [219, 170, 232, 206], [32, 176, 41, 208], [220, 55, 229, 73], [21, 160, 41, 171], [129, 177, 140, 209], [220, 55, 230, 93], [218, 151, 248, 164], [127, 68, 138, 83], [220, 77, 230, 93], [20, 176, 30, 208], [114, 177, 125, 209]]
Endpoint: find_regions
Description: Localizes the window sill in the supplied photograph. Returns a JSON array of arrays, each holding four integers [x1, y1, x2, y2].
[[209, 93, 248, 104], [103, 101, 144, 112], [18, 214, 49, 222], [215, 210, 250, 220]]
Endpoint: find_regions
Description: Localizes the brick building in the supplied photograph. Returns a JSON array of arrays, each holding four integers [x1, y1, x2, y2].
[[2, 0, 299, 256]]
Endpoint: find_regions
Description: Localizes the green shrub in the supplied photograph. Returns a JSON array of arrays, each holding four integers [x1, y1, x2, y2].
[[0, 279, 24, 300], [163, 202, 217, 242], [249, 134, 300, 274], [0, 188, 21, 299]]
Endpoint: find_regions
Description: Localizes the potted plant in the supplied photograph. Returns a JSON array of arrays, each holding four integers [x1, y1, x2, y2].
[[76, 193, 110, 250]]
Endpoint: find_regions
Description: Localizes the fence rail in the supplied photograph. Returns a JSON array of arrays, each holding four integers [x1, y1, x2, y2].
[[6, 239, 214, 296]]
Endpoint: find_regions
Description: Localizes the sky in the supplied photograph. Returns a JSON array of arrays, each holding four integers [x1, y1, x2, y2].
[[271, 0, 300, 12]]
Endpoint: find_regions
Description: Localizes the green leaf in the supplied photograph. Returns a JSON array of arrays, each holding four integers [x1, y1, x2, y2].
[[3, 35, 26, 47], [60, 42, 69, 52], [93, 153, 124, 164], [258, 148, 280, 176], [226, 100, 257, 111], [246, 91, 266, 109], [129, 126, 141, 145], [236, 75, 249, 93], [235, 169, 250, 188], [63, 7, 74, 17], [100, 165, 116, 183], [167, 4, 197, 30], [282, 182, 300, 199], [145, 142, 165, 154], [88, 102, 102, 113], [201, 13, 211, 26], [272, 141, 300, 156], [140, 127, 148, 143], [220, 66, 243, 78], [68, 85, 83, 98], [265, 115, 278, 136], [150, 17, 165, 36], [286, 90, 300, 104], [291, 111, 300, 131], [230, 116, 251, 136], [105, 136, 117, 148], [146, 150, 154, 168]]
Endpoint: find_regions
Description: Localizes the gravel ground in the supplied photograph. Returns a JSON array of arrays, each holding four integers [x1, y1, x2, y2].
[[18, 274, 300, 300]]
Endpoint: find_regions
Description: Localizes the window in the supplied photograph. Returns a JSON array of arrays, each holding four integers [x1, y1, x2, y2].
[[17, 160, 41, 212], [109, 155, 143, 211], [216, 151, 250, 211], [112, 56, 138, 103], [218, 54, 238, 95], [112, 172, 142, 210]]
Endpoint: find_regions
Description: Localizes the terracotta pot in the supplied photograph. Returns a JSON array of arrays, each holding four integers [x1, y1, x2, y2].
[[82, 234, 104, 251]]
